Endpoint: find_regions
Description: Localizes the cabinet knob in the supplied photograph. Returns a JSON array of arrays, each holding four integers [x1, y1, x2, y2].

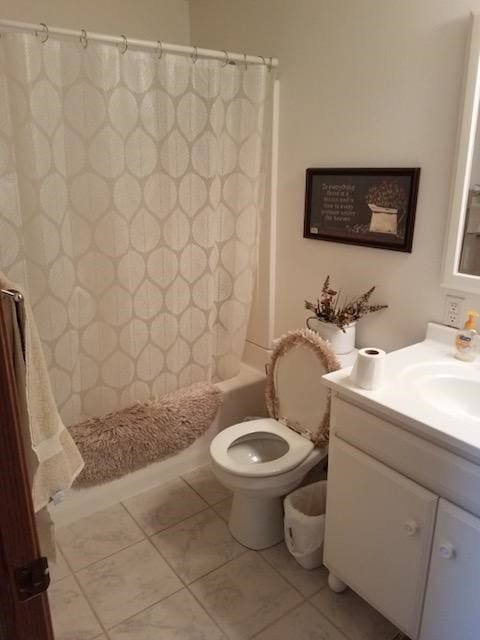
[[403, 520, 419, 536], [439, 543, 456, 559]]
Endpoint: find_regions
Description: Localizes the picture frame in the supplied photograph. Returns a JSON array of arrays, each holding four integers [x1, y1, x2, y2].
[[303, 167, 421, 252]]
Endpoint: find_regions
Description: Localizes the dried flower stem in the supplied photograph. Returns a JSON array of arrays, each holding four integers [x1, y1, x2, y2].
[[305, 276, 388, 332]]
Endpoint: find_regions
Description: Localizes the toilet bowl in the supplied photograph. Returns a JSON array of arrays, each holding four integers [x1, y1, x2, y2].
[[210, 328, 347, 550], [211, 417, 327, 549]]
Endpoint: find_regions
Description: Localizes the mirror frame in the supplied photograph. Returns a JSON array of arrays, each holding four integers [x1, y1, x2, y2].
[[443, 13, 480, 294]]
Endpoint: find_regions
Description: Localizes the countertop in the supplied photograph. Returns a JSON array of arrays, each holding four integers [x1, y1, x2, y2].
[[322, 323, 480, 464]]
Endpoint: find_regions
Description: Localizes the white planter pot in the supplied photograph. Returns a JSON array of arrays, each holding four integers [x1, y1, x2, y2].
[[306, 317, 356, 355]]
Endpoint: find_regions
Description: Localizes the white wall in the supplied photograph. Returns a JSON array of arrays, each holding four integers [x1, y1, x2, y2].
[[1, 0, 190, 44], [190, 0, 480, 352]]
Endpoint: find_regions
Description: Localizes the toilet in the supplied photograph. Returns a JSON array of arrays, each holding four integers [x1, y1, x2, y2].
[[210, 328, 352, 550]]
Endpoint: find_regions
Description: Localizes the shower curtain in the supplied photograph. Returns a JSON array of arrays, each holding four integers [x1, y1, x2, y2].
[[0, 32, 273, 425]]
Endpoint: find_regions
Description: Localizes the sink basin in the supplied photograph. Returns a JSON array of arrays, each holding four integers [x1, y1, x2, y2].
[[400, 362, 480, 422], [322, 324, 480, 458], [417, 376, 480, 421]]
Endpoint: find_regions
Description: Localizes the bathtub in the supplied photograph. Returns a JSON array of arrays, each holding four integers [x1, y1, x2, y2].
[[52, 363, 267, 527]]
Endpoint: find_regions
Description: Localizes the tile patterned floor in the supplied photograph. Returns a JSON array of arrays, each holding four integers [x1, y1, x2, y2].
[[49, 464, 401, 640]]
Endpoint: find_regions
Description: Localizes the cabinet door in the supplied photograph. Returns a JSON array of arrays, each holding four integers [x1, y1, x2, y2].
[[420, 499, 480, 640], [324, 437, 438, 640]]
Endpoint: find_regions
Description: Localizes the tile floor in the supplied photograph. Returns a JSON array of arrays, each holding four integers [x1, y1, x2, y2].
[[49, 464, 403, 640]]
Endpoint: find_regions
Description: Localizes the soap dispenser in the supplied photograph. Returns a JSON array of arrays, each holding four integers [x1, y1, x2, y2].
[[455, 310, 479, 362]]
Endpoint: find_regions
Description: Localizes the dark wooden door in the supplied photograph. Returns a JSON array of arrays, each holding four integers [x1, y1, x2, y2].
[[0, 298, 54, 640]]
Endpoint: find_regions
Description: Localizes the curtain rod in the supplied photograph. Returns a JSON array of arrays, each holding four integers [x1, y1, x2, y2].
[[0, 19, 278, 68]]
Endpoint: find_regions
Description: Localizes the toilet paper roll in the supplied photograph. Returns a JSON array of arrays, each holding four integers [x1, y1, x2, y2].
[[350, 347, 386, 390]]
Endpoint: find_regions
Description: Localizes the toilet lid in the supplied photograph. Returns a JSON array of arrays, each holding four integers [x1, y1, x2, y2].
[[265, 329, 340, 445], [210, 418, 314, 477]]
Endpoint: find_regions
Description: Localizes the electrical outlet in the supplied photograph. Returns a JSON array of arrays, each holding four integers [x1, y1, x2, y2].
[[444, 295, 465, 327]]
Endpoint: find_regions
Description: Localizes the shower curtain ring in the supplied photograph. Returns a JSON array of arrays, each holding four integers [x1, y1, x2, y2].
[[221, 50, 229, 67], [191, 46, 198, 63], [156, 40, 163, 60], [243, 53, 248, 71], [36, 23, 49, 44], [119, 35, 128, 54], [80, 29, 88, 49]]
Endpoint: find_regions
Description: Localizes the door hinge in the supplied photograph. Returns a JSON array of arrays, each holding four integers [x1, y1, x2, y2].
[[14, 557, 50, 601]]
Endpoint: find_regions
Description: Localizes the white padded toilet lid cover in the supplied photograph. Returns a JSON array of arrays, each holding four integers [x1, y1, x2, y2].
[[210, 418, 314, 477], [265, 329, 340, 445]]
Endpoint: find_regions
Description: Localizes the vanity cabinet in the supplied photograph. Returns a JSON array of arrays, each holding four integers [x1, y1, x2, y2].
[[325, 438, 437, 639], [420, 499, 480, 640], [324, 395, 480, 640]]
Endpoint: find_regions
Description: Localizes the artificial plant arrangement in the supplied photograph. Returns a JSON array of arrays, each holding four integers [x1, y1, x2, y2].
[[305, 275, 388, 332]]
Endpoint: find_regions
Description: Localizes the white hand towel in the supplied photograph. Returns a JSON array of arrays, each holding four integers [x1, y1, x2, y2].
[[0, 273, 84, 511]]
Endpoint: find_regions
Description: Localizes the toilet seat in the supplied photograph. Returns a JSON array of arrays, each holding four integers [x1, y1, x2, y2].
[[210, 418, 314, 478], [265, 329, 341, 445]]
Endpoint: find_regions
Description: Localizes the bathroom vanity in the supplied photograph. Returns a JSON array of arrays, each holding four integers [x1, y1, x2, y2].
[[322, 323, 480, 640]]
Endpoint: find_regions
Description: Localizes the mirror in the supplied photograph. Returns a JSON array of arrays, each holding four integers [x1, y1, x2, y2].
[[459, 183, 480, 276], [443, 14, 480, 293]]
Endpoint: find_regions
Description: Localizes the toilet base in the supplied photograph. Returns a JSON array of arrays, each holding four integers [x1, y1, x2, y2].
[[229, 492, 285, 550], [328, 573, 348, 593]]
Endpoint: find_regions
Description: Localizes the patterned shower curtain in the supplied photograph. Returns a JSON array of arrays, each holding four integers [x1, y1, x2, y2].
[[0, 32, 273, 425]]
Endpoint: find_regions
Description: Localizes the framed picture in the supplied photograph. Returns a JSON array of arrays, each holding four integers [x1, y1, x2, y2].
[[304, 167, 421, 252]]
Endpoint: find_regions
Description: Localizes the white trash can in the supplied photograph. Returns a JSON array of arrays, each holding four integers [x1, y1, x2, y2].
[[284, 480, 327, 570]]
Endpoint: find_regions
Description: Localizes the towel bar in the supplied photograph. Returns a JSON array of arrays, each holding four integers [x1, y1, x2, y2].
[[0, 289, 24, 302]]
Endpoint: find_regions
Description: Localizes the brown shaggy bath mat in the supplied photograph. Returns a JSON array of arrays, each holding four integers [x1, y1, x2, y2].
[[70, 382, 222, 487]]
